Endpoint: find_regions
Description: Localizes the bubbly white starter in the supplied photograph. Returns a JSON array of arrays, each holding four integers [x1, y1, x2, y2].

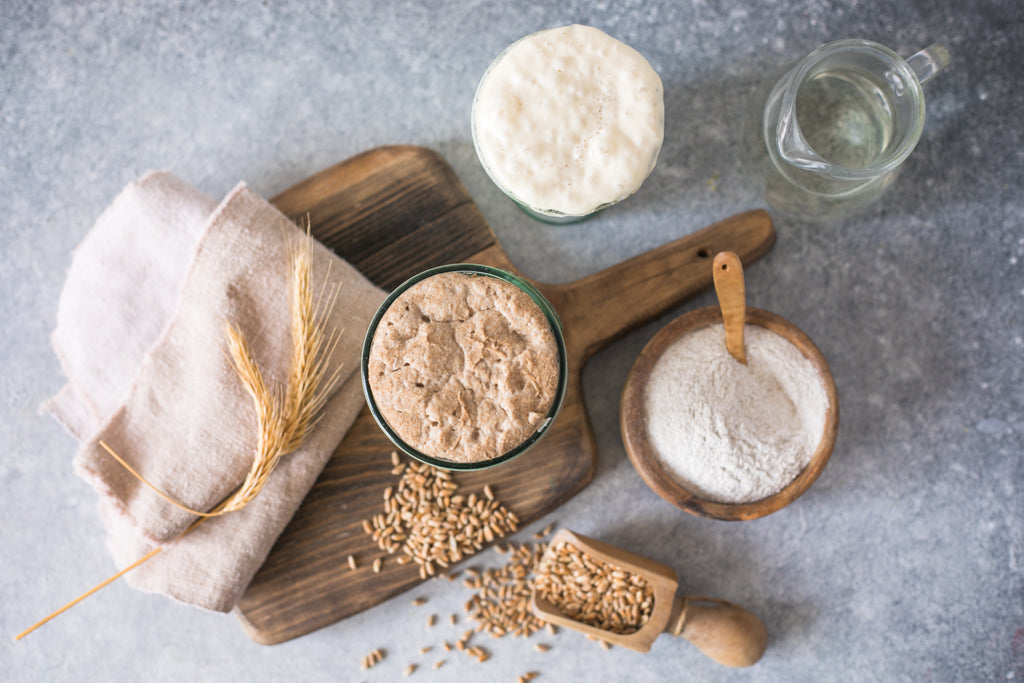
[[472, 25, 664, 217]]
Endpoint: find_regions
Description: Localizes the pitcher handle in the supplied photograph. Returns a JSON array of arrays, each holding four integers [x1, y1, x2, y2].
[[906, 44, 950, 85]]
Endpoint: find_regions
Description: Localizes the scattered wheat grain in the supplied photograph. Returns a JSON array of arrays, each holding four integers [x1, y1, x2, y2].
[[462, 541, 548, 639]]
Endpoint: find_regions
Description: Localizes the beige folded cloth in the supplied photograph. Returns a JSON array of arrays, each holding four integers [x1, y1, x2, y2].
[[46, 172, 385, 611]]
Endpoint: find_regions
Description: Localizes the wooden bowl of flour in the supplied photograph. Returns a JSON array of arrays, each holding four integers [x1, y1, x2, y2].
[[620, 307, 839, 521]]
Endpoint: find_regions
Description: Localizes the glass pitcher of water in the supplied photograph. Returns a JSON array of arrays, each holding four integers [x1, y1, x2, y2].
[[746, 39, 949, 223]]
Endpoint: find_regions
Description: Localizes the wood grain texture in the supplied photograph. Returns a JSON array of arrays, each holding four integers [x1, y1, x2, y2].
[[235, 145, 776, 644]]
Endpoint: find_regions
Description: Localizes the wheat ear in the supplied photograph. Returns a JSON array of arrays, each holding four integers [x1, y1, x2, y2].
[[17, 230, 337, 639]]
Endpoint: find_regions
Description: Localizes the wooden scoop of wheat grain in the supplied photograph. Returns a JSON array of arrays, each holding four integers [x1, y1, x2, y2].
[[531, 529, 767, 667]]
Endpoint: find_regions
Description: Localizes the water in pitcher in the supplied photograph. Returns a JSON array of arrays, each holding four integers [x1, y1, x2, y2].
[[794, 66, 896, 170], [745, 40, 948, 223]]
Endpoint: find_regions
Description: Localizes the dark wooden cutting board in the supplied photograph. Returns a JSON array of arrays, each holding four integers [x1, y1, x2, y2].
[[235, 145, 775, 644]]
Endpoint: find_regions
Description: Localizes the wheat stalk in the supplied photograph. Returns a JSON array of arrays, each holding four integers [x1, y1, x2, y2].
[[210, 230, 339, 514], [96, 232, 339, 518], [17, 228, 337, 639]]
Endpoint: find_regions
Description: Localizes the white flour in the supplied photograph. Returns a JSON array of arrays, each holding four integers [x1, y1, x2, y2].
[[643, 323, 828, 504]]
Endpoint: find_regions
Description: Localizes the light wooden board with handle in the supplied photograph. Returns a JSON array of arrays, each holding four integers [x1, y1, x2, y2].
[[235, 145, 776, 644]]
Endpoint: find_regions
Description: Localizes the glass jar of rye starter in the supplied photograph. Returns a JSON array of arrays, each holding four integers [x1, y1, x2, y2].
[[361, 264, 568, 471], [472, 24, 665, 223]]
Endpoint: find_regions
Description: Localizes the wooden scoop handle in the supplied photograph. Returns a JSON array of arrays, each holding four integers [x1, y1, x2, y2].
[[712, 251, 747, 364], [668, 595, 767, 667]]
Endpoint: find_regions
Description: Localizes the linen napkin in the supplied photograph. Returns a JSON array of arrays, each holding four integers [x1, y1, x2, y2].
[[46, 172, 385, 611]]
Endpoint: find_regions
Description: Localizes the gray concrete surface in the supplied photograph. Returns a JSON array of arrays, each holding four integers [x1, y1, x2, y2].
[[3, 1, 1022, 681]]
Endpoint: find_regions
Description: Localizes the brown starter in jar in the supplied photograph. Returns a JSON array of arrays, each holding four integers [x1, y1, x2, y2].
[[368, 272, 559, 463]]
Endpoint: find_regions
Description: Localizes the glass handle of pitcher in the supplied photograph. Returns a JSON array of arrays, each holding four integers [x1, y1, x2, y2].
[[906, 44, 951, 85]]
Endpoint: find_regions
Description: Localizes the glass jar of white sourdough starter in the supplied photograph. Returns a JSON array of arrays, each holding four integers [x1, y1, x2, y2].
[[471, 24, 665, 223]]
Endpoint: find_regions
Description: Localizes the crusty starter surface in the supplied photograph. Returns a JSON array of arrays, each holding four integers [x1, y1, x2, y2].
[[368, 272, 559, 463]]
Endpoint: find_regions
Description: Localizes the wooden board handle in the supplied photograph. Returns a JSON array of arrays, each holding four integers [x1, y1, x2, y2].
[[538, 210, 774, 363]]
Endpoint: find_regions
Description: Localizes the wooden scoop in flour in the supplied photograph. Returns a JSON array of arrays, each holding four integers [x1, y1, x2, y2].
[[713, 251, 747, 364], [530, 529, 767, 667]]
